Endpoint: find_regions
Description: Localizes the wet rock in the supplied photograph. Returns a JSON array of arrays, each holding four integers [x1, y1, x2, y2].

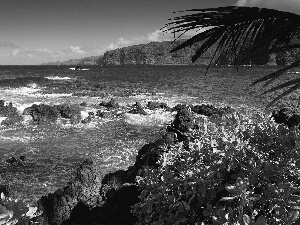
[[79, 102, 87, 107], [147, 101, 171, 111], [37, 159, 103, 225], [0, 185, 9, 196], [171, 108, 194, 133], [191, 104, 219, 116], [272, 108, 300, 128], [128, 101, 147, 115], [0, 101, 18, 117], [1, 114, 22, 126], [98, 184, 140, 225], [172, 104, 189, 112], [99, 98, 119, 109], [81, 112, 94, 124], [133, 132, 177, 173], [55, 104, 82, 123], [23, 104, 60, 124]]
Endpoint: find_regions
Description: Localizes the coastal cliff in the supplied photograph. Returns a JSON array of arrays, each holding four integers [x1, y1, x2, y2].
[[42, 39, 300, 66]]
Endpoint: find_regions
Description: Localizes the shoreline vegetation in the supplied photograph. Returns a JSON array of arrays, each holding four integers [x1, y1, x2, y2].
[[1, 97, 300, 224]]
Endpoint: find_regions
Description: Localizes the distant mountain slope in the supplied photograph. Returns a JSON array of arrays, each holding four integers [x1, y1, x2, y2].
[[41, 56, 103, 66], [102, 39, 212, 65], [42, 39, 300, 66]]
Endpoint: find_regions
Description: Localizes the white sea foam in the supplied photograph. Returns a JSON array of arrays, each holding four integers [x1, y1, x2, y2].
[[0, 135, 30, 143], [124, 109, 175, 126], [45, 76, 73, 80], [33, 93, 73, 98], [4, 85, 41, 96], [0, 117, 6, 124]]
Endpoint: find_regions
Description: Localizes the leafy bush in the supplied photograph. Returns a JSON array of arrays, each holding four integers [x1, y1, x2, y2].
[[132, 109, 300, 224]]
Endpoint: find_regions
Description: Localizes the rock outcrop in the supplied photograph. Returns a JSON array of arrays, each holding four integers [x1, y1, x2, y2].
[[28, 106, 233, 225], [55, 104, 82, 123], [23, 104, 60, 124]]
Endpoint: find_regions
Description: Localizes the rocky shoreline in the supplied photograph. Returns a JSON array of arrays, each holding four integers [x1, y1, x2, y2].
[[1, 99, 296, 225]]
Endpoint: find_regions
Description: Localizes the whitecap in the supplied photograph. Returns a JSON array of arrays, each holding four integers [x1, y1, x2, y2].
[[45, 76, 73, 80], [123, 109, 175, 127], [33, 93, 73, 98]]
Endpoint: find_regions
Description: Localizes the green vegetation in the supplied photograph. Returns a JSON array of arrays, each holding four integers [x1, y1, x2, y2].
[[133, 108, 300, 224]]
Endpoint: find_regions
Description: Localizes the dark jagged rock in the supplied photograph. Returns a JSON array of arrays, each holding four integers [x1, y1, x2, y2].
[[79, 102, 87, 107], [147, 101, 171, 111], [37, 159, 103, 225], [133, 132, 177, 173], [96, 110, 108, 118], [0, 101, 18, 117], [0, 101, 22, 126], [0, 185, 9, 197], [272, 108, 300, 128], [192, 104, 235, 117], [55, 104, 82, 123], [23, 104, 60, 124], [81, 112, 94, 124], [171, 108, 194, 133], [191, 104, 219, 116], [128, 101, 147, 115], [99, 98, 119, 109], [172, 104, 189, 112], [1, 114, 22, 126], [98, 184, 140, 225]]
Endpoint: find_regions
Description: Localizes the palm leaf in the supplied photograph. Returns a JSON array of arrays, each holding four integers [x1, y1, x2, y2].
[[164, 6, 300, 107], [266, 83, 300, 108]]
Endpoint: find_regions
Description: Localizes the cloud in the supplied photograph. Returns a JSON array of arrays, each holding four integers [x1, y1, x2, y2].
[[70, 46, 86, 54], [235, 0, 300, 14], [0, 41, 21, 49]]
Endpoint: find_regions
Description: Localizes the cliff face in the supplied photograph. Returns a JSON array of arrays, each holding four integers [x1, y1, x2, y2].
[[102, 40, 215, 66], [102, 39, 300, 66], [42, 39, 300, 66], [41, 56, 103, 66]]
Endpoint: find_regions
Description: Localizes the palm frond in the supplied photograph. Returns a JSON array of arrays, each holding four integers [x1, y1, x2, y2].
[[164, 6, 300, 108]]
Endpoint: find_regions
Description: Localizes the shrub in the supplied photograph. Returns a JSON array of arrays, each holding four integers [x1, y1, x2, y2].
[[132, 110, 300, 224]]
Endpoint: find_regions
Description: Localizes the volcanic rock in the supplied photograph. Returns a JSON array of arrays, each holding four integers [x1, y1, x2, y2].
[[55, 104, 82, 123], [99, 98, 119, 109], [37, 159, 103, 225], [128, 101, 147, 115], [23, 104, 60, 124], [147, 101, 171, 111]]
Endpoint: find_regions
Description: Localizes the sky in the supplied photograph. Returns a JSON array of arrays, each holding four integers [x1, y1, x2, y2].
[[0, 0, 299, 65]]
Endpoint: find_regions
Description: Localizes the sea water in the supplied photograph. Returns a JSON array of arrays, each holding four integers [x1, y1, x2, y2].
[[0, 65, 297, 204]]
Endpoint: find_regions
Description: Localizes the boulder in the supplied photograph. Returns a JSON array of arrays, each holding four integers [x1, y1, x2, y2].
[[79, 102, 87, 107], [23, 104, 60, 124], [133, 132, 177, 174], [97, 184, 140, 225], [0, 101, 18, 117], [37, 159, 103, 225], [128, 101, 147, 115], [55, 104, 82, 123], [191, 104, 220, 116], [95, 110, 112, 118], [171, 107, 194, 133], [147, 101, 171, 111], [172, 104, 189, 112], [99, 98, 119, 109], [1, 114, 22, 126], [81, 112, 94, 124]]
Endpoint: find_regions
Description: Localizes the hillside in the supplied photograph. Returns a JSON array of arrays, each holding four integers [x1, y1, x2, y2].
[[41, 55, 103, 66], [42, 39, 300, 66]]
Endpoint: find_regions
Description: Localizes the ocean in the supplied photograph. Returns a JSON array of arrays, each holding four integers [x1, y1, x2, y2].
[[0, 64, 297, 204]]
